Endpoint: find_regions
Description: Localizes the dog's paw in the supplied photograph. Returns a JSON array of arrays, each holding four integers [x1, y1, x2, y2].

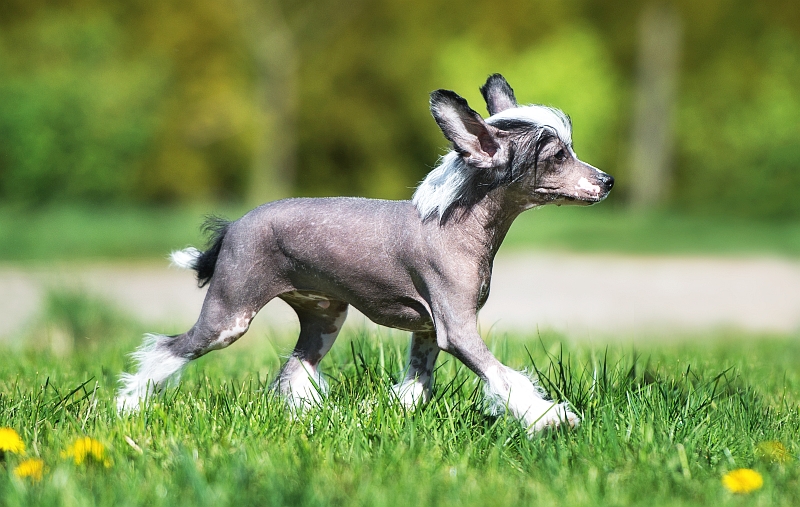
[[278, 379, 327, 414], [526, 402, 580, 434], [272, 361, 329, 414], [285, 390, 324, 413], [391, 379, 431, 409], [115, 393, 143, 415]]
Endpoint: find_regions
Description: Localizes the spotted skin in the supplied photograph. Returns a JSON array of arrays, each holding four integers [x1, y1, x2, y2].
[[264, 291, 350, 407], [393, 331, 439, 407]]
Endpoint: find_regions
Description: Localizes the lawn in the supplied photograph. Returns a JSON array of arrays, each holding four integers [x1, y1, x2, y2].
[[2, 205, 799, 506], [3, 204, 800, 262], [1, 299, 799, 506]]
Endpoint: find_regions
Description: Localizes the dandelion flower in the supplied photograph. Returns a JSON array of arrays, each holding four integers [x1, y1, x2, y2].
[[0, 427, 25, 456], [756, 441, 791, 463], [62, 437, 111, 467], [722, 468, 763, 494], [14, 459, 44, 482]]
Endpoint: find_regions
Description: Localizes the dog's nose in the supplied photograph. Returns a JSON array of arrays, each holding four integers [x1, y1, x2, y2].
[[601, 174, 614, 190]]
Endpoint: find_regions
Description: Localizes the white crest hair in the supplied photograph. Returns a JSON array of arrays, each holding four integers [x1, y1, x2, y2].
[[488, 105, 573, 146], [411, 151, 465, 222], [413, 105, 573, 221]]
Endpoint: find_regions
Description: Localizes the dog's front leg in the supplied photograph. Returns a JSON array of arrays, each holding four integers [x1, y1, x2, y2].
[[392, 331, 439, 408], [435, 317, 579, 435]]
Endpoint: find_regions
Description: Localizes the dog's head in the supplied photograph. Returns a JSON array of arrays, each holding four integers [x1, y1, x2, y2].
[[428, 74, 613, 210]]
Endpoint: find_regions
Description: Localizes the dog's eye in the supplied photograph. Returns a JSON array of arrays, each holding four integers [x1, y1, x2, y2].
[[554, 149, 566, 162]]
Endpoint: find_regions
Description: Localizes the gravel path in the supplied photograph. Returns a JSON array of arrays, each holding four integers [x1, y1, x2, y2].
[[2, 252, 800, 341]]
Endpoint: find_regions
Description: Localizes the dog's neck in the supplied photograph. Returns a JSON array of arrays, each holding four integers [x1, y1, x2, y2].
[[438, 185, 526, 266]]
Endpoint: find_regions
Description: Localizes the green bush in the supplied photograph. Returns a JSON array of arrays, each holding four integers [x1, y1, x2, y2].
[[436, 25, 623, 176], [676, 31, 800, 219], [0, 12, 164, 204], [0, 6, 255, 205], [30, 288, 137, 354], [1, 1, 800, 220]]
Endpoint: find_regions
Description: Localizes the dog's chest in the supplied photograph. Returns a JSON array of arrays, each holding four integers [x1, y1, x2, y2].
[[477, 265, 492, 309]]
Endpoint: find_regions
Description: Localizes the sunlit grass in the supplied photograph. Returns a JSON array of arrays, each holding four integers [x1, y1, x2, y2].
[[1, 314, 799, 506]]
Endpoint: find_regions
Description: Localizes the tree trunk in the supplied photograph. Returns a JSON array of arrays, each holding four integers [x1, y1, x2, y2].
[[236, 0, 297, 205], [629, 2, 682, 209]]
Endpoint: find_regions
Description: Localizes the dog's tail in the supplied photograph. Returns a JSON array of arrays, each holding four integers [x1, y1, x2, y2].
[[170, 215, 232, 288]]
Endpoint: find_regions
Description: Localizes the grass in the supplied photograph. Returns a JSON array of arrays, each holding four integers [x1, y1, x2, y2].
[[1, 294, 799, 506], [3, 203, 800, 262], [2, 195, 800, 507]]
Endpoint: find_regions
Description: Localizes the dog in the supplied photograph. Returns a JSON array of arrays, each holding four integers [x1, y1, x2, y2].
[[117, 74, 613, 434]]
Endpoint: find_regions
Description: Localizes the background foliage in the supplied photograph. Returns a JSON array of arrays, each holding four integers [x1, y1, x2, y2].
[[1, 0, 799, 218]]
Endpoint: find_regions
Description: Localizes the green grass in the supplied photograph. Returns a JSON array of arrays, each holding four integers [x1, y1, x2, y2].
[[3, 204, 800, 262], [1, 296, 799, 506]]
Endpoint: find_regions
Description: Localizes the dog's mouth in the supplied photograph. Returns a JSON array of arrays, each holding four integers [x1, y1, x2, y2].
[[534, 188, 605, 205]]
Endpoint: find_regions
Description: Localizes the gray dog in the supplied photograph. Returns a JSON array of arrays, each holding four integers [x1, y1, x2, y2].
[[117, 74, 613, 434]]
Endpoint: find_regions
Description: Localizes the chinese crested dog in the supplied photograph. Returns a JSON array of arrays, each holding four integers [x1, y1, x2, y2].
[[117, 74, 613, 435]]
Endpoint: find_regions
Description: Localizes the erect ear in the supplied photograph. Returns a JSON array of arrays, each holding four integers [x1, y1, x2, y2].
[[479, 74, 518, 116], [430, 89, 509, 169]]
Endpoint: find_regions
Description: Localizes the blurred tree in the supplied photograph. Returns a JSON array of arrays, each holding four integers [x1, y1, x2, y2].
[[0, 0, 799, 220], [124, 0, 257, 203], [289, 0, 442, 199], [676, 29, 800, 219], [629, 2, 682, 210], [236, 0, 296, 205], [437, 25, 623, 182]]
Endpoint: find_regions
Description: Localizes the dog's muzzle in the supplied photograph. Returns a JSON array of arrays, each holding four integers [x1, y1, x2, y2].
[[599, 173, 614, 194]]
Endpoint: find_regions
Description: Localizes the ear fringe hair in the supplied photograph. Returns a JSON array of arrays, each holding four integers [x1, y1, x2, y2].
[[413, 152, 512, 224], [412, 152, 468, 223]]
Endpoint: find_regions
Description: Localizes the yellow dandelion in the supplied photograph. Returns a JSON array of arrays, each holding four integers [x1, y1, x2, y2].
[[14, 458, 44, 482], [722, 468, 763, 494], [0, 427, 26, 456], [61, 437, 111, 467], [756, 441, 792, 463]]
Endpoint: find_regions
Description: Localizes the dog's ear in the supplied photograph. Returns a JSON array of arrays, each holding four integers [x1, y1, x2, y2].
[[480, 74, 518, 116], [430, 89, 509, 169]]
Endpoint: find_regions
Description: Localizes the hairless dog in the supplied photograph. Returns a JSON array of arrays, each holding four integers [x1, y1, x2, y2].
[[117, 74, 613, 435]]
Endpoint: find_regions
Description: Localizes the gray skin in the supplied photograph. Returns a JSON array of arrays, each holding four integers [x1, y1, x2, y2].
[[119, 74, 613, 430]]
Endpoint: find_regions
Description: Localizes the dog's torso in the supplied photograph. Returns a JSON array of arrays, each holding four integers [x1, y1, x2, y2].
[[118, 74, 612, 431], [217, 196, 497, 334]]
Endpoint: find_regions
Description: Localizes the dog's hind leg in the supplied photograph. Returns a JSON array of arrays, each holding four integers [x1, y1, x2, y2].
[[392, 331, 439, 408], [272, 292, 349, 410], [116, 271, 274, 413], [116, 332, 192, 413]]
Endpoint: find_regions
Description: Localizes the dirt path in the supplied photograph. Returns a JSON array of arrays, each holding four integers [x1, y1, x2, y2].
[[481, 252, 800, 338], [2, 252, 800, 341]]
